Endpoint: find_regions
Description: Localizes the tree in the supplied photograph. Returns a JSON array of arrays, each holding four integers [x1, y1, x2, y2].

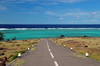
[[12, 36, 17, 41], [7, 39, 10, 41], [60, 35, 64, 38], [0, 32, 5, 41], [83, 35, 88, 38]]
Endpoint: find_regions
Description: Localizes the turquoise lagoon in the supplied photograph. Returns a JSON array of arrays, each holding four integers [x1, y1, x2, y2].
[[1, 28, 100, 40]]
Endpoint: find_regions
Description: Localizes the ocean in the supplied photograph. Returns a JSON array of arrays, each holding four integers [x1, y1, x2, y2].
[[0, 24, 100, 40]]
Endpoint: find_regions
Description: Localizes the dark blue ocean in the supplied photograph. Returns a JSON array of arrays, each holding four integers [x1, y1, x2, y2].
[[0, 24, 100, 40], [0, 24, 100, 28]]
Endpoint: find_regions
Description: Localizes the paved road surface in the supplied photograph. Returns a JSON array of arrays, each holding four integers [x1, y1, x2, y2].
[[8, 38, 100, 66]]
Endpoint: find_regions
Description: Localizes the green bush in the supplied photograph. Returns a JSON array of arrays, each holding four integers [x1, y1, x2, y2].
[[60, 35, 64, 38], [11, 53, 18, 61], [12, 36, 17, 41], [83, 35, 88, 38], [10, 50, 26, 61], [0, 32, 5, 41]]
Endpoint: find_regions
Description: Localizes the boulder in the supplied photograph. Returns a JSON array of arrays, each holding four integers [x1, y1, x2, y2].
[[0, 57, 8, 66], [84, 45, 88, 48], [0, 61, 6, 66], [0, 48, 3, 50], [0, 53, 4, 56]]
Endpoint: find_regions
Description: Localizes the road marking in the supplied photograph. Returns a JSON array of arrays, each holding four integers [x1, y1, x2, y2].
[[54, 61, 59, 66], [46, 39, 54, 58], [45, 39, 59, 66], [48, 48, 51, 52], [50, 52, 54, 58], [46, 39, 50, 49]]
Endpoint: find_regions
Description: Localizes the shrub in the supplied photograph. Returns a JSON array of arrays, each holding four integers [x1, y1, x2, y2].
[[10, 50, 26, 61], [12, 36, 17, 41], [7, 39, 10, 41], [83, 35, 88, 38], [0, 32, 5, 41], [60, 35, 64, 38], [11, 53, 18, 61]]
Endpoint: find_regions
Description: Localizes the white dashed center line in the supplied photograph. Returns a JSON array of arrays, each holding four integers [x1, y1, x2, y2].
[[50, 52, 54, 58], [54, 61, 59, 66], [46, 39, 59, 66]]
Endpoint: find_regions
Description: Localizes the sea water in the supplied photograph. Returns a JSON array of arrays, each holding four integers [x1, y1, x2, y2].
[[0, 28, 100, 40], [0, 24, 100, 40]]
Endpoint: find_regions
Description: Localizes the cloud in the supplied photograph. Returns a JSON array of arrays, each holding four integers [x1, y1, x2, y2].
[[92, 12, 97, 15], [55, 0, 86, 3], [0, 0, 87, 5], [35, 0, 86, 3], [45, 11, 56, 15], [39, 2, 58, 5], [0, 6, 7, 11], [59, 17, 64, 20], [64, 12, 89, 16], [27, 12, 37, 14], [44, 9, 100, 24]]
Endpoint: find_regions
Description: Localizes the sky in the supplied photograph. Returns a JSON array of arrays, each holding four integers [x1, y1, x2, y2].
[[0, 0, 100, 24]]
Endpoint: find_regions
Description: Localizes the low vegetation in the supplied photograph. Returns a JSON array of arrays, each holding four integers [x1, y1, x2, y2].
[[0, 39, 40, 64], [52, 37, 100, 61], [0, 32, 5, 41]]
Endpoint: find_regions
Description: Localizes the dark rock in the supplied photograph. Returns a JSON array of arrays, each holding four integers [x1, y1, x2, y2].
[[3, 51, 6, 52], [16, 44, 20, 46], [8, 55, 13, 59], [0, 61, 6, 66], [84, 45, 88, 48], [0, 57, 8, 66], [0, 53, 4, 56], [0, 48, 3, 50], [2, 57, 7, 61]]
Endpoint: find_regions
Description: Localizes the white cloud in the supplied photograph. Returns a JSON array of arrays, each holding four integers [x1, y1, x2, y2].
[[45, 11, 56, 15], [35, 0, 86, 3], [0, 0, 87, 4], [92, 12, 97, 15], [57, 0, 86, 3], [27, 12, 37, 14], [65, 12, 89, 16], [59, 17, 64, 20], [40, 2, 58, 5], [0, 6, 7, 11]]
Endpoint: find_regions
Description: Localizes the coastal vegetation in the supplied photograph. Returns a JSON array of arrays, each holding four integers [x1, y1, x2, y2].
[[52, 37, 100, 61], [0, 32, 5, 41], [0, 32, 17, 41], [60, 35, 65, 38]]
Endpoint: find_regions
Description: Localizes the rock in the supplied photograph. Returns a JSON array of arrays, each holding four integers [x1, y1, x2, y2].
[[8, 55, 13, 59], [0, 57, 8, 66], [0, 48, 3, 50], [3, 51, 6, 52], [84, 45, 88, 48], [0, 61, 6, 66], [2, 57, 7, 61], [16, 44, 20, 46], [0, 53, 4, 56]]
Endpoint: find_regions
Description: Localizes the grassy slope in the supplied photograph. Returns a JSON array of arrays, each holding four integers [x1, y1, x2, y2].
[[0, 39, 40, 64], [52, 37, 100, 61]]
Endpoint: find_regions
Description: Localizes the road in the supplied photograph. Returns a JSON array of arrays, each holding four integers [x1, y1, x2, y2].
[[8, 38, 100, 66]]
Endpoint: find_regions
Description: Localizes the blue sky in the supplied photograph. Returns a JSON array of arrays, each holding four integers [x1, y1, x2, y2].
[[0, 0, 100, 24]]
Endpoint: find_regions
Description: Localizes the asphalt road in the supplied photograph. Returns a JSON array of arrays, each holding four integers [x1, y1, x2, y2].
[[8, 38, 100, 66]]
